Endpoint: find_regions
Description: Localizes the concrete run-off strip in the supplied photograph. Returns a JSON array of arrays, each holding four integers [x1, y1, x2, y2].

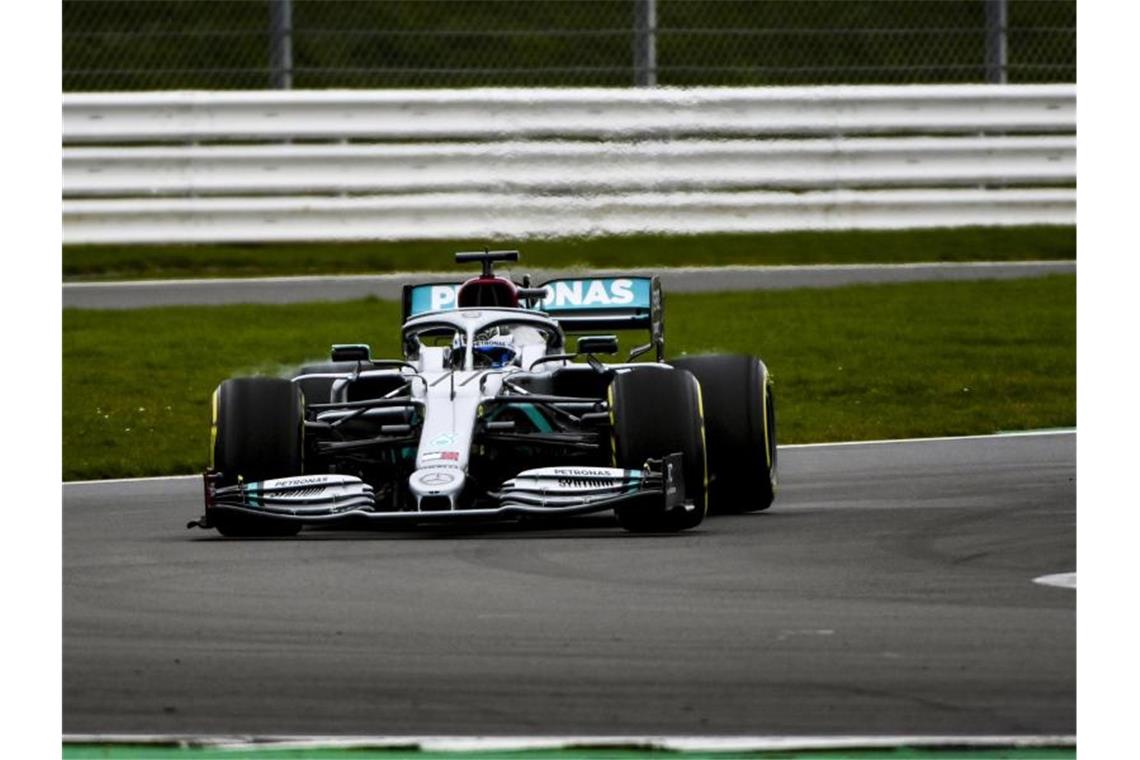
[[61, 735, 1078, 759], [63, 260, 1075, 310]]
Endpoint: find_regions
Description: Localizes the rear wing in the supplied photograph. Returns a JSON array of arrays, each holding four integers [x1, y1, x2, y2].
[[402, 276, 665, 361], [539, 276, 664, 362]]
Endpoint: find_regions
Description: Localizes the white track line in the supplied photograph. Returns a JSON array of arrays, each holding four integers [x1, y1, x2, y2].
[[64, 473, 200, 486], [1034, 572, 1077, 589], [63, 429, 1075, 487], [779, 428, 1074, 449], [62, 734, 1077, 752]]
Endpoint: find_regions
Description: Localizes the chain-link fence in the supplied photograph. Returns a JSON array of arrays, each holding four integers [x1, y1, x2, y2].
[[63, 0, 1075, 92]]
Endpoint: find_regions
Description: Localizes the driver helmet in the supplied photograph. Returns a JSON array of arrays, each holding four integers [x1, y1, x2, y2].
[[472, 330, 519, 369]]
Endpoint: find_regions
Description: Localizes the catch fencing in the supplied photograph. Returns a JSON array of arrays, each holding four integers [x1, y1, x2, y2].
[[63, 0, 1075, 90], [62, 85, 1076, 244]]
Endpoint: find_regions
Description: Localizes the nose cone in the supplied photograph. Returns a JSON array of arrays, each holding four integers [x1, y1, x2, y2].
[[408, 468, 466, 510]]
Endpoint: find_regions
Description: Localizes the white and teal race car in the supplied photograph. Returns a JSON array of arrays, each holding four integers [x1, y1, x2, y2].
[[191, 250, 777, 536]]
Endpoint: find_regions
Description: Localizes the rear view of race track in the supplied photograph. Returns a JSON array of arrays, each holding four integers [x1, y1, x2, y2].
[[63, 431, 1075, 737]]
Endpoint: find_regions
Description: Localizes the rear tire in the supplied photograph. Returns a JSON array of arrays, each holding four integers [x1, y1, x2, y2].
[[608, 368, 707, 532], [210, 377, 305, 537], [669, 354, 777, 513]]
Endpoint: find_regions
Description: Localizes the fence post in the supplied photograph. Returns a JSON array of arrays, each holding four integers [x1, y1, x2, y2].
[[984, 0, 1007, 83], [633, 0, 657, 87], [269, 0, 293, 89]]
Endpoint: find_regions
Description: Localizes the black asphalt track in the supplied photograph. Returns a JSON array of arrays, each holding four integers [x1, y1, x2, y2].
[[62, 432, 1075, 737], [62, 261, 1075, 309]]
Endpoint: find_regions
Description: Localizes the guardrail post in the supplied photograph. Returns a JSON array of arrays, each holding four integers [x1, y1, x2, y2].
[[633, 0, 657, 87], [269, 0, 293, 89], [984, 0, 1008, 84]]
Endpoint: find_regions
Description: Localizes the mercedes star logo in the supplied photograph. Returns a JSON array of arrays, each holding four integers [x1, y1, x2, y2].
[[420, 471, 456, 486]]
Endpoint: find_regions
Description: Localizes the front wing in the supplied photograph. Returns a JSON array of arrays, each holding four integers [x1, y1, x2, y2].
[[190, 454, 689, 530]]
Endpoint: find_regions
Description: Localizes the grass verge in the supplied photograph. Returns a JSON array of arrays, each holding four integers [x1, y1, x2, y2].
[[62, 226, 1076, 281], [61, 743, 1076, 759], [63, 275, 1075, 481]]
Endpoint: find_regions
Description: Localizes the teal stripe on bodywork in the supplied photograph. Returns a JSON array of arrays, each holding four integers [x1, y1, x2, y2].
[[517, 404, 553, 433], [625, 469, 641, 493], [486, 403, 553, 433]]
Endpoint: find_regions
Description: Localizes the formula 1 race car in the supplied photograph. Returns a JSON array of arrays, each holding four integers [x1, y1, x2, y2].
[[190, 250, 776, 536]]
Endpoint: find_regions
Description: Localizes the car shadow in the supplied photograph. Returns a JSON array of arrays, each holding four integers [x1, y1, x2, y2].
[[186, 513, 725, 541]]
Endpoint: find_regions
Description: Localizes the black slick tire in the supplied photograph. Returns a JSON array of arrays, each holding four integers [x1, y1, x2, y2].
[[669, 354, 777, 514], [608, 368, 707, 532], [210, 377, 305, 537]]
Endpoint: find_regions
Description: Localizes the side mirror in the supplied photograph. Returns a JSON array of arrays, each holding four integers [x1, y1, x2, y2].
[[576, 335, 619, 355], [330, 343, 371, 362], [517, 287, 548, 308]]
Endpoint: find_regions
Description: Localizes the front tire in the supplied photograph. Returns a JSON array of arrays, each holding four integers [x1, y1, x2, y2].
[[210, 377, 305, 537], [669, 354, 777, 514], [608, 368, 707, 532]]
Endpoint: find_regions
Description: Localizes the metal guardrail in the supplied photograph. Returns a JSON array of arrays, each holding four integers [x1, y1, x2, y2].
[[63, 85, 1075, 142], [61, 85, 1076, 244], [64, 190, 1075, 244], [65, 137, 1074, 197]]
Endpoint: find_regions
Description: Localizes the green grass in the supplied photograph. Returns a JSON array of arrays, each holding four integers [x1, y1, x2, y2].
[[63, 275, 1075, 481], [62, 226, 1076, 282], [61, 742, 1076, 760]]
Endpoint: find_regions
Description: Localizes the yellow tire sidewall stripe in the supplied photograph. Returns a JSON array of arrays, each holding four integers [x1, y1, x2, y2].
[[209, 386, 220, 470], [693, 376, 709, 517], [607, 384, 617, 467], [760, 365, 771, 471]]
